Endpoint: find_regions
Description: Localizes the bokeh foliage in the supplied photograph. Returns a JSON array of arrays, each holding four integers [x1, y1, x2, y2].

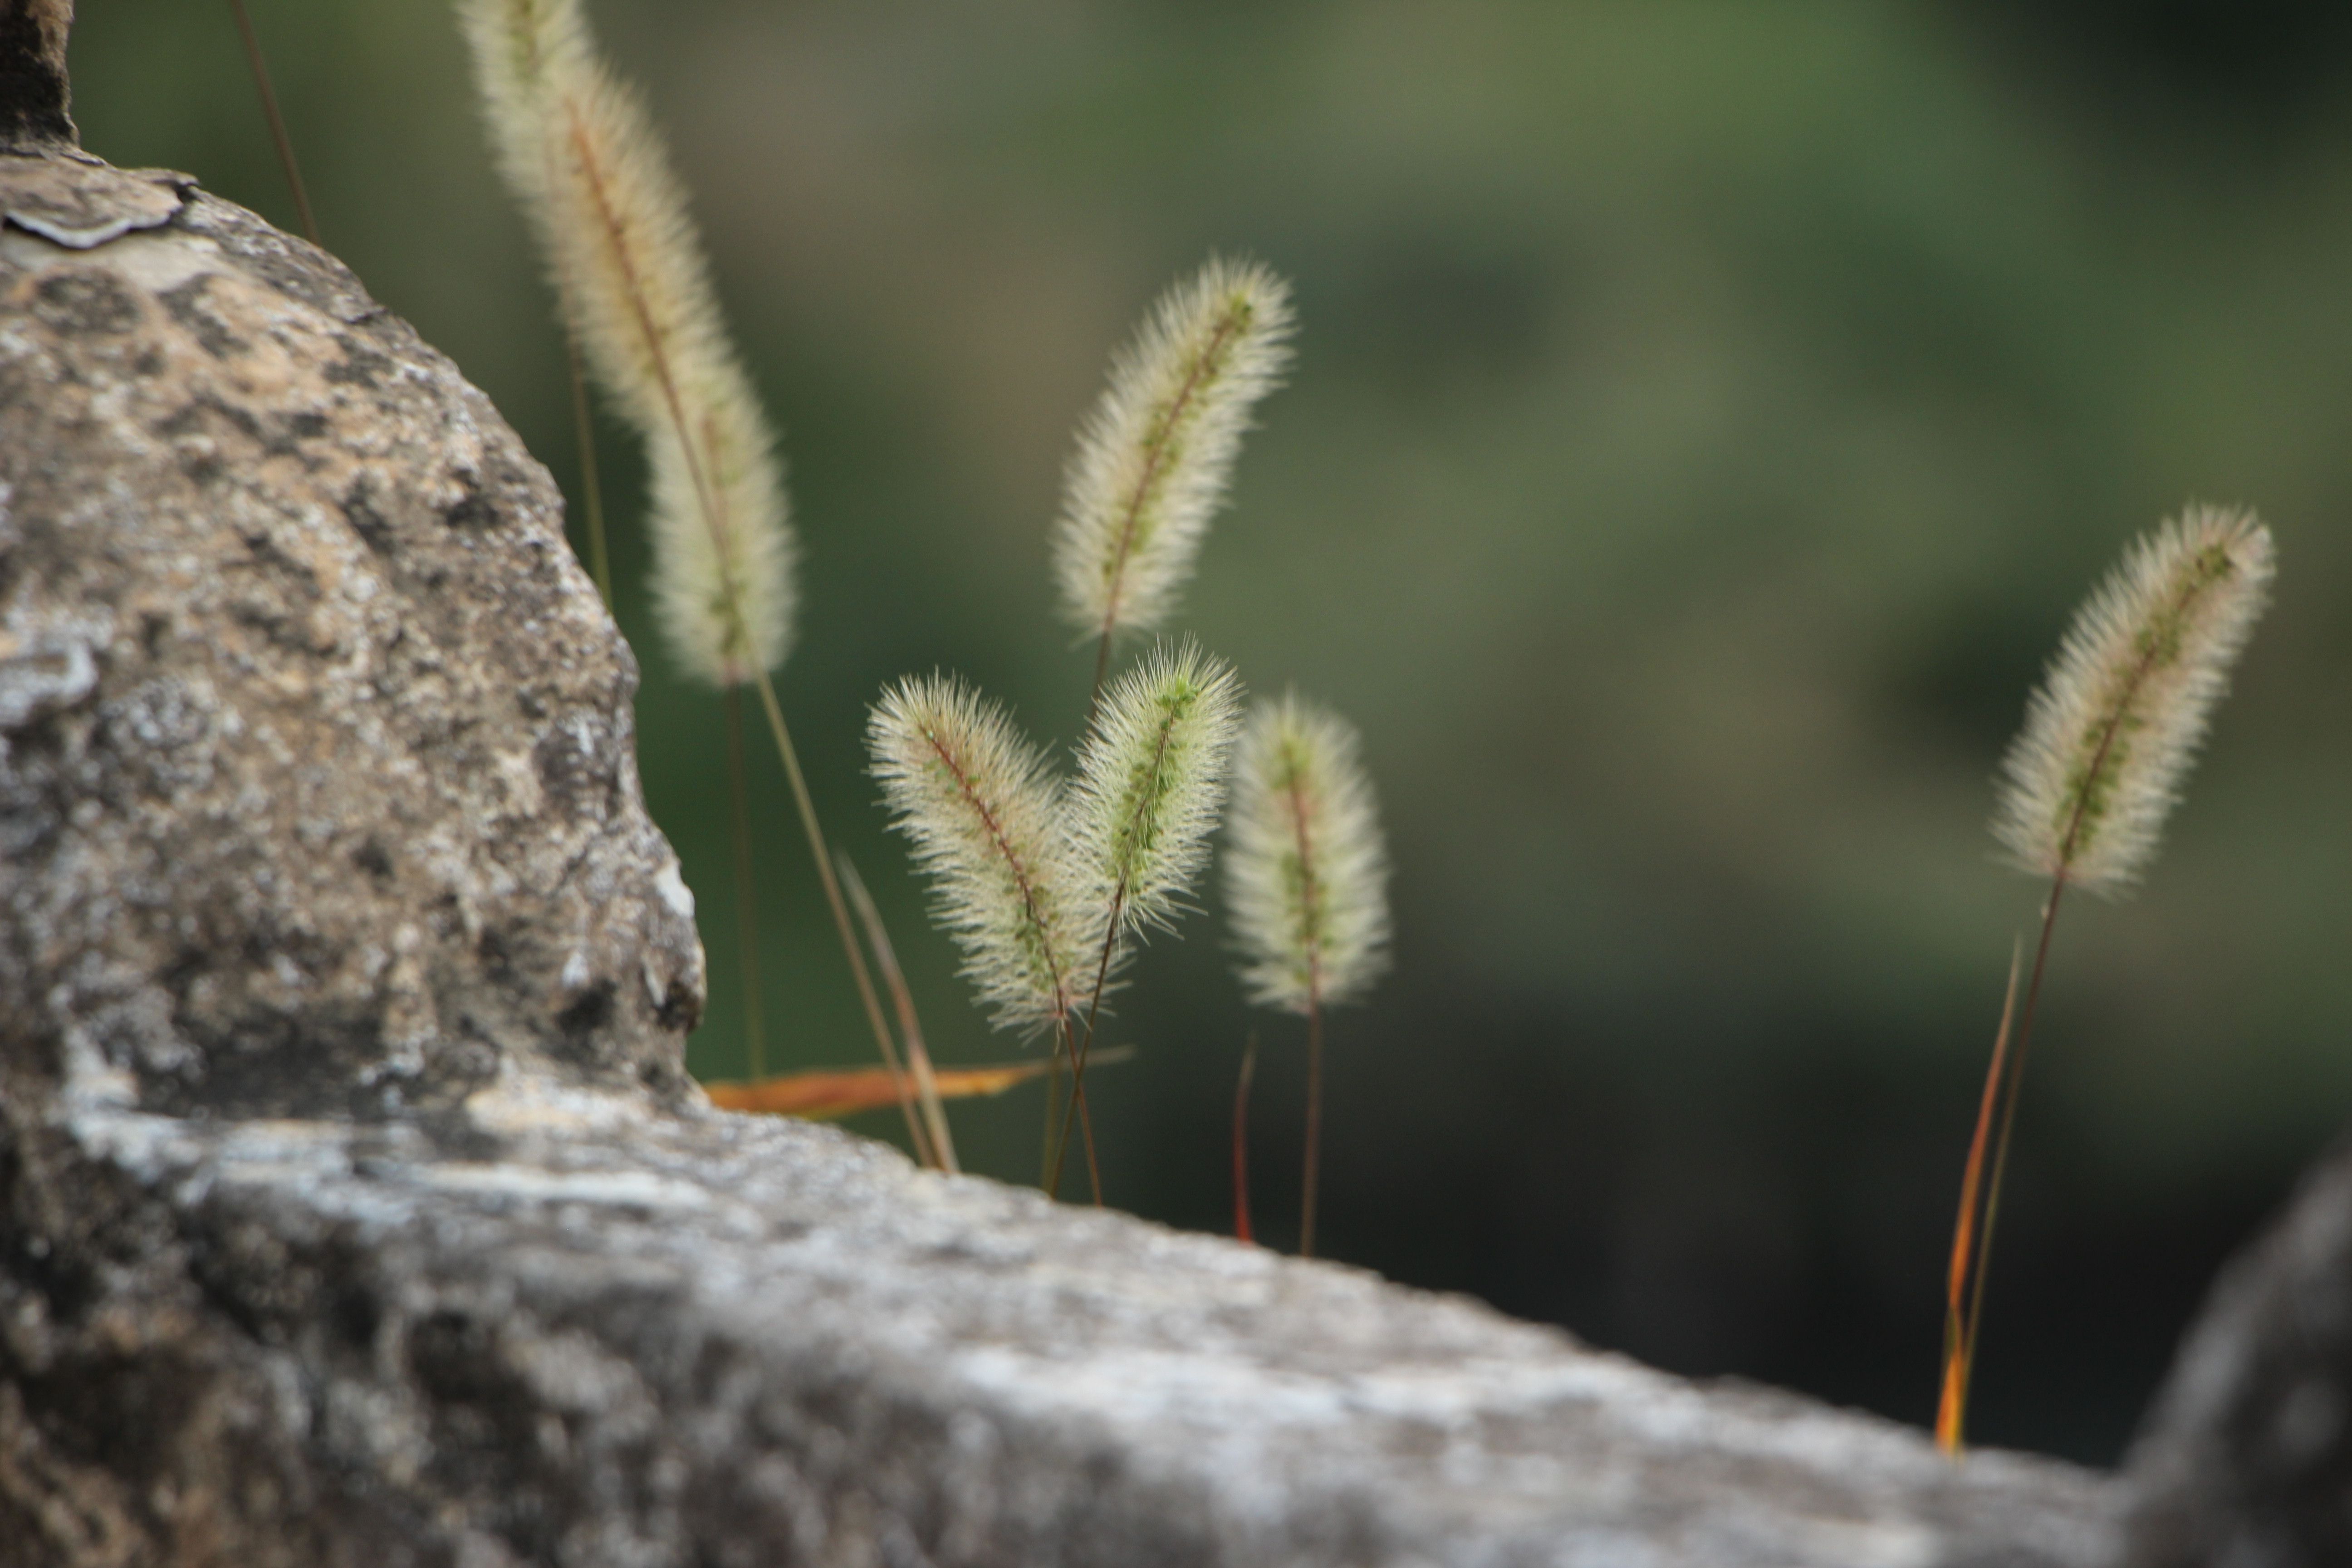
[[68, 0, 2352, 1462]]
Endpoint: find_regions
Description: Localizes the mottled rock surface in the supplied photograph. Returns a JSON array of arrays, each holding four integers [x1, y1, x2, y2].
[[2121, 1133, 2352, 1568], [0, 150, 706, 1129], [13, 1083, 2119, 1568], [0, 146, 2135, 1567]]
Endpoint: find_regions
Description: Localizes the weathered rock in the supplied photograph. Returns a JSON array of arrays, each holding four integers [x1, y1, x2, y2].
[[0, 136, 2129, 1568], [0, 0, 74, 152], [2121, 1133, 2352, 1567], [0, 148, 706, 1130], [8, 1083, 2117, 1568]]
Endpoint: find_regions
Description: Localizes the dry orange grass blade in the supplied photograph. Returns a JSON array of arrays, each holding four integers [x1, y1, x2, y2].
[[708, 1050, 1133, 1122], [1938, 939, 2022, 1456]]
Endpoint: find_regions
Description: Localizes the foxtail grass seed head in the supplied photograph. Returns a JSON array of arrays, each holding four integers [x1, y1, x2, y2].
[[460, 0, 796, 686], [1053, 257, 1294, 640], [1226, 695, 1392, 1013], [1994, 505, 2274, 892], [1069, 642, 1243, 938], [459, 0, 552, 199], [868, 676, 1091, 1035]]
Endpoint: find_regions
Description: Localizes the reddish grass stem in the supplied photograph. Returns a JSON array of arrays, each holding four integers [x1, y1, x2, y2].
[[1233, 1034, 1259, 1244], [1938, 878, 2067, 1455], [227, 0, 319, 246], [1048, 901, 1120, 1205], [1037, 1019, 1097, 1198], [1938, 940, 2020, 1451], [1049, 673, 1200, 1205]]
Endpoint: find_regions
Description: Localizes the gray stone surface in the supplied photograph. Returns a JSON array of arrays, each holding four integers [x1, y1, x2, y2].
[[2120, 1134, 2352, 1568], [0, 141, 2131, 1566], [0, 148, 706, 1128], [5, 1081, 2117, 1568]]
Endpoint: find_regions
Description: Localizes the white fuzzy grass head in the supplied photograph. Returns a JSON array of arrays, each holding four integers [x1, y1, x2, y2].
[[1052, 257, 1294, 641], [867, 676, 1091, 1034], [460, 0, 795, 686], [1225, 695, 1392, 1013], [1069, 642, 1244, 939], [1994, 505, 2274, 892]]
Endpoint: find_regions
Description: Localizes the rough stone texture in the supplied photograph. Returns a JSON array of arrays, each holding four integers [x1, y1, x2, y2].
[[2120, 1133, 2352, 1567], [10, 1085, 2119, 1568], [0, 149, 706, 1131], [0, 1, 77, 152], [0, 147, 2136, 1566]]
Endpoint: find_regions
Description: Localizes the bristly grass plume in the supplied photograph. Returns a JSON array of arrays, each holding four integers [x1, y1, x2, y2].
[[1069, 641, 1245, 944], [460, 0, 794, 686], [464, 0, 925, 1147], [1938, 504, 2274, 1457], [1053, 258, 1294, 693], [1226, 695, 1391, 1257], [1051, 642, 1243, 1195], [868, 676, 1093, 1038], [867, 255, 1299, 1199], [1992, 506, 2274, 893], [1227, 696, 1392, 1016]]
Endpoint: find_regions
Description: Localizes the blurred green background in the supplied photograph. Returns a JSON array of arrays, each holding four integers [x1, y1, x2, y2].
[[68, 0, 2352, 1464]]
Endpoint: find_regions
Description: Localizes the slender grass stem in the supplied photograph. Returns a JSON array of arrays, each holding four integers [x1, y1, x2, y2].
[[1044, 1012, 1103, 1205], [723, 686, 768, 1084], [564, 330, 612, 606], [1233, 1033, 1259, 1244], [1040, 1036, 1061, 1186], [1940, 878, 2067, 1455], [749, 669, 916, 1151], [836, 850, 946, 1171], [1300, 981, 1326, 1259], [1058, 658, 1232, 1213], [1051, 671, 1212, 1206], [1049, 889, 1125, 1206], [902, 1022, 952, 1174], [1937, 939, 2021, 1453], [1943, 542, 2178, 1452], [1038, 1021, 1096, 1197], [227, 0, 319, 246], [552, 107, 912, 1125]]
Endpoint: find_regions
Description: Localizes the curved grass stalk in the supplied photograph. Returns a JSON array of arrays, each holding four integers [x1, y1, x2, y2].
[[228, 0, 318, 245], [462, 0, 910, 1128], [1225, 696, 1391, 1257], [867, 674, 1096, 1189], [1940, 506, 2274, 1455], [1049, 643, 1241, 1199]]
